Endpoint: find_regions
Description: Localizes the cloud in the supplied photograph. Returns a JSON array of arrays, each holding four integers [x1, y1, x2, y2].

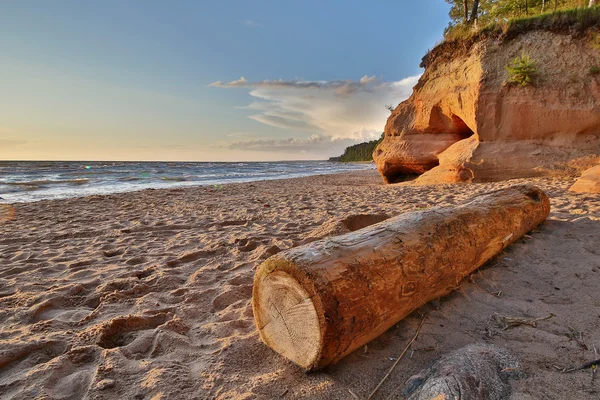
[[209, 77, 248, 87], [209, 74, 419, 141], [244, 20, 265, 28], [209, 74, 385, 94], [226, 134, 360, 154]]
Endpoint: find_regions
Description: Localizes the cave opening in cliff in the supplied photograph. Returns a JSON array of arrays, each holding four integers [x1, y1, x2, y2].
[[384, 167, 422, 184], [451, 115, 475, 139], [388, 172, 420, 184]]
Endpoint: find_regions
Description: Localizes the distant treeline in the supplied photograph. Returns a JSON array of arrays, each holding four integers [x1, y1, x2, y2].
[[329, 134, 384, 162]]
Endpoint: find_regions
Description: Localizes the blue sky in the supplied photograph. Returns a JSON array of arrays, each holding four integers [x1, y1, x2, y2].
[[0, 1, 451, 161]]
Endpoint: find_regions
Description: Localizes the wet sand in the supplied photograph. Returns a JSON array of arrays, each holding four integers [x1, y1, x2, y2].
[[1, 170, 599, 399]]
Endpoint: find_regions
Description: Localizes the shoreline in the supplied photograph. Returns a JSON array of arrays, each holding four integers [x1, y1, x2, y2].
[[1, 163, 376, 204], [1, 172, 599, 399]]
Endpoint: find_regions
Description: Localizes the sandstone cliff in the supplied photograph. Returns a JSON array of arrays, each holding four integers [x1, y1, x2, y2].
[[374, 29, 600, 184]]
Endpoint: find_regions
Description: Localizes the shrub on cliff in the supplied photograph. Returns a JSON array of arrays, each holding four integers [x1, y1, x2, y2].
[[506, 52, 538, 86]]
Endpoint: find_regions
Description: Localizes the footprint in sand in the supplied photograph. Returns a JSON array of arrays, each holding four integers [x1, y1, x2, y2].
[[220, 219, 248, 227], [226, 274, 253, 286], [165, 249, 218, 268], [300, 213, 390, 244], [103, 247, 125, 257], [10, 346, 100, 400], [235, 238, 259, 252], [0, 339, 68, 372], [211, 284, 253, 312], [33, 302, 95, 324], [125, 256, 147, 265], [93, 313, 171, 349]]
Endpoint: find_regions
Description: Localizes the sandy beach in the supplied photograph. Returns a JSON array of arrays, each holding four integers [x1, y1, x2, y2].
[[1, 170, 600, 399]]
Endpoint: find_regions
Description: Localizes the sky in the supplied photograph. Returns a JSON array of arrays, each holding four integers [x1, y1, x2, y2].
[[0, 1, 451, 161]]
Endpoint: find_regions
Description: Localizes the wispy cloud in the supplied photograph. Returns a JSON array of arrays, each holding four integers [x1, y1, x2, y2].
[[243, 20, 265, 28], [209, 74, 419, 142], [226, 134, 359, 153], [208, 75, 396, 95]]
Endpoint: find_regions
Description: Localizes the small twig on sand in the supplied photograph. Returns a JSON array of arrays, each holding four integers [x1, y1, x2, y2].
[[493, 312, 554, 330], [367, 312, 429, 400], [554, 365, 567, 372], [278, 388, 289, 398], [563, 358, 600, 373], [348, 388, 359, 399]]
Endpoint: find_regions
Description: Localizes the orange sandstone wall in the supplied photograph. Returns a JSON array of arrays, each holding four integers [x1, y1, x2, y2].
[[374, 30, 600, 184]]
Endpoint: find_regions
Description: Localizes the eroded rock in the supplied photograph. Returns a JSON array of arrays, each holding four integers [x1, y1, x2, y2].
[[403, 344, 525, 400], [569, 165, 600, 193], [374, 30, 600, 184]]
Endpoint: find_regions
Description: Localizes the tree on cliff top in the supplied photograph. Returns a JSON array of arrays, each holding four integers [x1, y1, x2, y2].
[[444, 0, 596, 38]]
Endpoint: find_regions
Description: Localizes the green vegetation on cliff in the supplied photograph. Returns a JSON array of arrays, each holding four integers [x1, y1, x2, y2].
[[422, 4, 600, 69], [329, 134, 384, 162], [443, 1, 600, 41]]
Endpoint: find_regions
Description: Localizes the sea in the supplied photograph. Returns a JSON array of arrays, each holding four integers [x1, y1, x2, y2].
[[0, 161, 374, 203]]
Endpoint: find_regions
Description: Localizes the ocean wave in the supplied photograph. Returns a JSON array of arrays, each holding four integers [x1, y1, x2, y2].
[[160, 176, 188, 182], [5, 178, 90, 190], [1, 161, 375, 202]]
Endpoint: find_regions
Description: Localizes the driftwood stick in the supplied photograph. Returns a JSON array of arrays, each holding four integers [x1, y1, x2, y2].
[[563, 358, 600, 373], [493, 312, 554, 330], [368, 312, 429, 400]]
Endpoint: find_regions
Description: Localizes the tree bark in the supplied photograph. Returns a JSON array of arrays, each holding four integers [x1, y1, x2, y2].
[[469, 0, 480, 23], [252, 185, 550, 370], [464, 0, 470, 23]]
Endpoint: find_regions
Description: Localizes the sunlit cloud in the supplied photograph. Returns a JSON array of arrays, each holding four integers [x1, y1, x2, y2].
[[209, 75, 419, 142], [226, 134, 360, 154]]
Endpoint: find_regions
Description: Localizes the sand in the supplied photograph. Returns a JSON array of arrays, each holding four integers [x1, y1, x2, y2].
[[1, 170, 599, 399]]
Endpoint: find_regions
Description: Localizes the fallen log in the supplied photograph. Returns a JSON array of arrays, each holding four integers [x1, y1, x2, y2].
[[252, 185, 550, 370]]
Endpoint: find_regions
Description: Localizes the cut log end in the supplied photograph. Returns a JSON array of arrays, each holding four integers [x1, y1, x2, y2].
[[253, 269, 322, 369]]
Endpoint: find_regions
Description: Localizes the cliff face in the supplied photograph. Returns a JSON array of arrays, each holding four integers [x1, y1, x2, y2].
[[374, 30, 600, 184]]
